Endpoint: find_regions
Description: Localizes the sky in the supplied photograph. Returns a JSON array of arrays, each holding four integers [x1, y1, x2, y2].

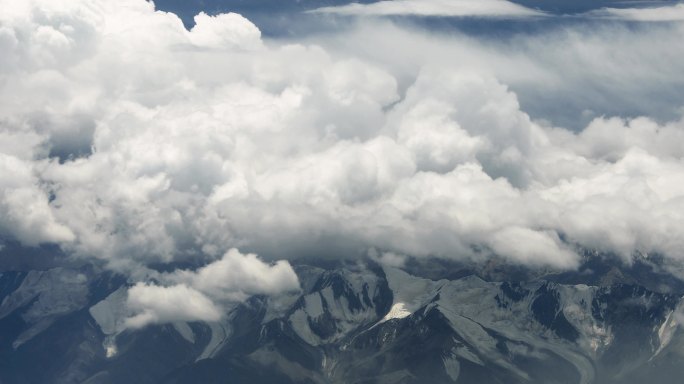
[[1, 0, 684, 326]]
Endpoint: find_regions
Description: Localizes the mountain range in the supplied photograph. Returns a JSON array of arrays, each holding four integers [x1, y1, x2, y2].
[[1, 252, 684, 384]]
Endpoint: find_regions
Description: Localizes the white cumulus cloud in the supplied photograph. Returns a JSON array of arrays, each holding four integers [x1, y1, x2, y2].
[[0, 0, 683, 291], [125, 283, 222, 328], [125, 249, 300, 328], [167, 248, 301, 302]]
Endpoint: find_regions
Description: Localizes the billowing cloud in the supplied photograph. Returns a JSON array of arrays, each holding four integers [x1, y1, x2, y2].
[[591, 4, 684, 21], [1, 0, 684, 299], [125, 249, 300, 328], [488, 227, 577, 269], [0, 131, 74, 245], [310, 0, 545, 18], [125, 283, 222, 328], [189, 12, 263, 50], [167, 248, 301, 302], [321, 20, 684, 129]]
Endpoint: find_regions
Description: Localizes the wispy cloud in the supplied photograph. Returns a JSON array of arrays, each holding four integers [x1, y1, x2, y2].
[[590, 3, 684, 21], [309, 0, 545, 18]]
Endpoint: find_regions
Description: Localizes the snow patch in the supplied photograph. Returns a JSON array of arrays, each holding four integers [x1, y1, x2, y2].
[[173, 322, 195, 344], [0, 268, 90, 348], [262, 291, 301, 323], [89, 287, 129, 335], [197, 320, 232, 360], [289, 267, 385, 344], [104, 336, 117, 358], [653, 297, 684, 359], [0, 269, 89, 321], [303, 293, 325, 319], [290, 308, 321, 346], [381, 302, 412, 321], [442, 352, 460, 382], [378, 266, 442, 324]]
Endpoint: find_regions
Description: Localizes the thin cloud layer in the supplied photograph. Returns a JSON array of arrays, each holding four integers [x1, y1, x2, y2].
[[592, 3, 684, 21], [1, 0, 684, 322], [311, 0, 545, 17]]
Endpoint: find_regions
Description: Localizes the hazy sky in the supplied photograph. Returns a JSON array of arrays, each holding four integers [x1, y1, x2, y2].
[[1, 0, 683, 325]]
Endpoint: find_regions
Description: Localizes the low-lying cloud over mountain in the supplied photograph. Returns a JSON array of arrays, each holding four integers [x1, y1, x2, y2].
[[125, 248, 300, 328], [1, 0, 684, 325]]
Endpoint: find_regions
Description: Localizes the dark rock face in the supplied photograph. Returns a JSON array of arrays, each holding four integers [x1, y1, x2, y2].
[[531, 283, 580, 342], [0, 255, 683, 384]]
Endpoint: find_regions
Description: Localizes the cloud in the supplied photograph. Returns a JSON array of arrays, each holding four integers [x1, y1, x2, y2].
[[189, 12, 263, 50], [369, 249, 408, 268], [568, 116, 684, 161], [0, 138, 75, 245], [310, 0, 546, 18], [1, 0, 684, 287], [125, 283, 222, 328], [488, 227, 578, 269], [319, 20, 684, 129], [167, 249, 300, 302], [591, 4, 684, 21], [124, 249, 300, 328]]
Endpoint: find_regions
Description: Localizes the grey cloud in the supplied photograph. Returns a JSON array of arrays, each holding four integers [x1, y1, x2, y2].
[[0, 147, 74, 245], [315, 20, 684, 130]]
